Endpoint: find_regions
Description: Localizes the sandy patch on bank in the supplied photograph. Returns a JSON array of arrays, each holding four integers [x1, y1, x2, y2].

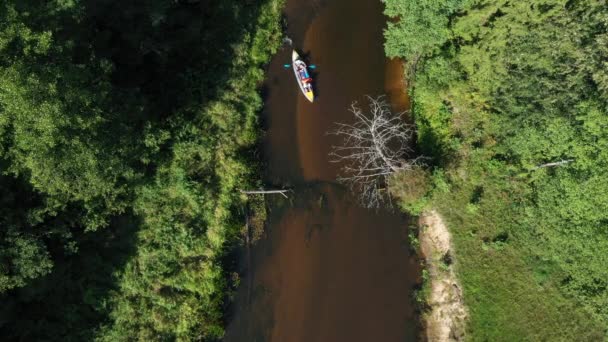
[[419, 210, 468, 341]]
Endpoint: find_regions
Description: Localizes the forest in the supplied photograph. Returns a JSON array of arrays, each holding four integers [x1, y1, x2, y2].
[[0, 0, 283, 340], [384, 0, 608, 339]]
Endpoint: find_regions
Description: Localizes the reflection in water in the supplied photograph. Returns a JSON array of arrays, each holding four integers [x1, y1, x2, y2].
[[385, 58, 410, 115], [225, 1, 420, 341]]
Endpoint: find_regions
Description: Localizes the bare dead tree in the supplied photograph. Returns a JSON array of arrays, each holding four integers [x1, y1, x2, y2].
[[329, 95, 419, 208]]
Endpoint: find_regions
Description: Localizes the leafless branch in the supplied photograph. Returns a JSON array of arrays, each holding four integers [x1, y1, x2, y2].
[[329, 95, 419, 208]]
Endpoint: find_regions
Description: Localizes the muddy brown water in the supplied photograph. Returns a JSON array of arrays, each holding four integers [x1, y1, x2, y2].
[[225, 0, 420, 341]]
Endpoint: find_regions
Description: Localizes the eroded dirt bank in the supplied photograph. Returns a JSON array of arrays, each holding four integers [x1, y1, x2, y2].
[[419, 211, 468, 341]]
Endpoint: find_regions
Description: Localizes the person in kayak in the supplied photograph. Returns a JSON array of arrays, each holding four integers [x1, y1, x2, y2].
[[291, 50, 314, 102]]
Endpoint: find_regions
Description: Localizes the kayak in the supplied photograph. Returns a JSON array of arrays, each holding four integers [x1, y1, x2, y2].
[[292, 50, 314, 103]]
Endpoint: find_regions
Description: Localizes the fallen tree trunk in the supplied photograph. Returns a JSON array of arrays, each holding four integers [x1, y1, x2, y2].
[[240, 189, 290, 198], [535, 159, 574, 169]]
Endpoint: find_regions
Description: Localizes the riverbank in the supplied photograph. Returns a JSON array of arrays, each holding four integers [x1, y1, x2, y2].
[[385, 0, 608, 340], [419, 211, 467, 341]]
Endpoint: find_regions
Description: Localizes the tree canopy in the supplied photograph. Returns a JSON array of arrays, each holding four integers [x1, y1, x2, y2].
[[0, 0, 283, 340]]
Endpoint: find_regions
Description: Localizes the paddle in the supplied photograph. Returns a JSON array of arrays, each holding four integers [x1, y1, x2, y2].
[[283, 64, 317, 69]]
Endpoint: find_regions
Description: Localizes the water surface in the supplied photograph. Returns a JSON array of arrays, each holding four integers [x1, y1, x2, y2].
[[225, 1, 419, 341]]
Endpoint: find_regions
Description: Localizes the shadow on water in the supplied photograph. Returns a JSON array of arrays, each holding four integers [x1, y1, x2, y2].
[[226, 183, 421, 342], [281, 0, 329, 44]]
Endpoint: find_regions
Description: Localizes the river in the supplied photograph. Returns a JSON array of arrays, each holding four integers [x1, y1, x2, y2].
[[225, 0, 420, 341]]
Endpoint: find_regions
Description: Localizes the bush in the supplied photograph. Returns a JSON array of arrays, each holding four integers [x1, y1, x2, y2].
[[389, 166, 432, 214]]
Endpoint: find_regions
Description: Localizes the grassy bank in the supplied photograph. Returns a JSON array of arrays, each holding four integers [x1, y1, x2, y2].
[[0, 0, 284, 340], [384, 0, 608, 339]]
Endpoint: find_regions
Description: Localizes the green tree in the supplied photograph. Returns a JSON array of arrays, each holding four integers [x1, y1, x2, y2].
[[0, 0, 284, 340], [385, 0, 608, 339]]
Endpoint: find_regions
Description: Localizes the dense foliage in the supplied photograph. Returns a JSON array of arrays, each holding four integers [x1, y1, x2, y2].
[[385, 0, 608, 339], [0, 0, 283, 340]]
